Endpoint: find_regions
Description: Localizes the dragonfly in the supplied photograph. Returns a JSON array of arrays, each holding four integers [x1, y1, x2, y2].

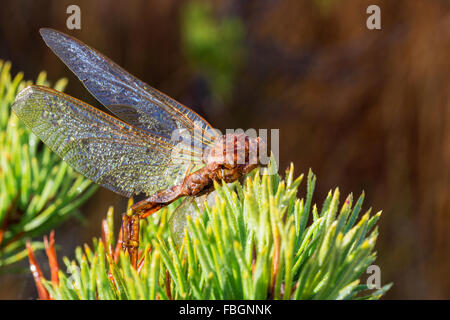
[[12, 28, 266, 268]]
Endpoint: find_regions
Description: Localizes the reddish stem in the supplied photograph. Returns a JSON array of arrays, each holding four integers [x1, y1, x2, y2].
[[165, 270, 172, 300], [137, 246, 152, 274], [26, 241, 51, 300], [44, 231, 60, 285], [114, 227, 123, 264]]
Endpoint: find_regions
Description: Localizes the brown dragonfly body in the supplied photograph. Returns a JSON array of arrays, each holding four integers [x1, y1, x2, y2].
[[12, 29, 266, 268], [124, 133, 262, 266]]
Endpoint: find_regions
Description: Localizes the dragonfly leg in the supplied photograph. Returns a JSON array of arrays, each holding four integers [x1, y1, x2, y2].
[[140, 204, 164, 219], [122, 192, 183, 267], [120, 204, 164, 268], [121, 213, 140, 269]]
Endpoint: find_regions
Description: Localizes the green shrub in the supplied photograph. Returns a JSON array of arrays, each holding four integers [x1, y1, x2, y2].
[[31, 161, 391, 300], [0, 61, 97, 269]]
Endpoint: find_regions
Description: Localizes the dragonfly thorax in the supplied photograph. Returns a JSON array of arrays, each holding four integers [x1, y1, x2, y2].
[[202, 133, 265, 174]]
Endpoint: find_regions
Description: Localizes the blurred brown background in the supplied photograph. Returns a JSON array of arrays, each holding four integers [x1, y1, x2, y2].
[[0, 0, 449, 299]]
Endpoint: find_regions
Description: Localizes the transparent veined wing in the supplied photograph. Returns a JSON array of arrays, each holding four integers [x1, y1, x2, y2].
[[39, 28, 218, 154], [168, 191, 218, 247], [12, 85, 199, 198], [169, 196, 203, 248]]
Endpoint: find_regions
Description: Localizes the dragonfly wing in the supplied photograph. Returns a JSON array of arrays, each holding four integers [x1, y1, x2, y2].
[[104, 105, 143, 131], [39, 28, 218, 150], [169, 191, 217, 247], [169, 197, 202, 248], [12, 85, 192, 198]]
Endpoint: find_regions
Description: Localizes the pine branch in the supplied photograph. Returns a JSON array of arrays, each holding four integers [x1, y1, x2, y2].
[[0, 61, 97, 269], [29, 161, 391, 300]]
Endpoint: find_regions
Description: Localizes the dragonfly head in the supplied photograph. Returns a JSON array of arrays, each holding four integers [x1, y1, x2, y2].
[[203, 133, 266, 173]]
